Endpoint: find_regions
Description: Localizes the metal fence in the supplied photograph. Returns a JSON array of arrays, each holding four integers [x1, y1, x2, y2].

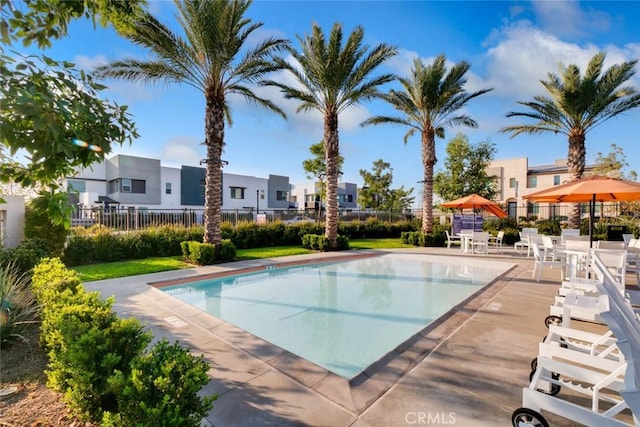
[[70, 202, 637, 231]]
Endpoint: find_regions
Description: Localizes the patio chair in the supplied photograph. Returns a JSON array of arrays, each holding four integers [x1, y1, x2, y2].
[[515, 232, 536, 257], [488, 230, 504, 253], [541, 235, 566, 262], [555, 249, 627, 298], [531, 243, 566, 282], [470, 231, 489, 254], [513, 258, 640, 427], [550, 250, 630, 326], [445, 230, 461, 249], [622, 234, 634, 248]]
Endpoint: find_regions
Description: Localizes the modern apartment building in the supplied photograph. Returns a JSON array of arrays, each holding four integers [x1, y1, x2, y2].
[[289, 181, 359, 213], [488, 157, 596, 218], [67, 154, 294, 211]]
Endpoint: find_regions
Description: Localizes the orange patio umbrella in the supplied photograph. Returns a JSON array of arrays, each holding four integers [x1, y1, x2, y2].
[[441, 194, 508, 218], [523, 175, 640, 244], [523, 175, 640, 203]]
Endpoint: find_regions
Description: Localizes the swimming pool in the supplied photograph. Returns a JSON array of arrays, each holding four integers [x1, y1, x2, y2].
[[161, 253, 513, 379]]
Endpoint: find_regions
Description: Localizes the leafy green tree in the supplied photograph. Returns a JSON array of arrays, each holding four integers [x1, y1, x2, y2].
[[359, 160, 413, 211], [302, 141, 344, 221], [501, 52, 640, 228], [361, 55, 492, 234], [434, 134, 497, 203], [1, 0, 145, 48], [593, 143, 637, 180], [387, 187, 414, 211], [95, 0, 288, 247], [265, 22, 397, 249], [1, 1, 143, 225]]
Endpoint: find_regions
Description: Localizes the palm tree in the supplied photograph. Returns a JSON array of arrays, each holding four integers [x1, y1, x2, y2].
[[361, 55, 492, 234], [264, 22, 397, 248], [501, 51, 640, 229], [95, 0, 288, 246]]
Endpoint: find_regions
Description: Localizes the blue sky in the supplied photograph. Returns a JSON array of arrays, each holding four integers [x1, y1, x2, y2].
[[28, 0, 640, 198]]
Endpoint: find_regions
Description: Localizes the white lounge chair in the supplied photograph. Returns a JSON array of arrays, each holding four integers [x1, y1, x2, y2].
[[513, 254, 640, 427]]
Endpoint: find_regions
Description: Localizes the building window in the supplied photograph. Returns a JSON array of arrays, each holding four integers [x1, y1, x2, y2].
[[509, 178, 516, 188], [109, 178, 145, 194], [166, 182, 172, 195], [553, 175, 560, 185], [260, 189, 265, 200], [527, 202, 539, 215], [122, 178, 132, 192], [108, 179, 118, 194], [276, 190, 288, 201], [528, 176, 537, 188], [230, 187, 245, 199], [67, 179, 86, 193], [347, 194, 353, 202]]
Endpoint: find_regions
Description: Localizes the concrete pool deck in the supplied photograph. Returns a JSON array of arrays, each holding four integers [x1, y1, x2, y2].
[[84, 247, 637, 426]]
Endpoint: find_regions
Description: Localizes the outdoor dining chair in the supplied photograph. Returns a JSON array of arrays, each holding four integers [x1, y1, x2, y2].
[[531, 243, 566, 282], [488, 230, 504, 253], [445, 230, 461, 249]]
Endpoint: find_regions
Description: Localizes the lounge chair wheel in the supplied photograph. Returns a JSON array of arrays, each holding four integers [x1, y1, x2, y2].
[[528, 370, 561, 395], [531, 357, 537, 371], [511, 407, 549, 427], [544, 315, 562, 328]]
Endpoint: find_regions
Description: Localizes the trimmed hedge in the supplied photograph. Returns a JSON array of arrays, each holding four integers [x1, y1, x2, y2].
[[181, 240, 236, 265], [31, 258, 215, 424], [301, 234, 350, 251], [64, 219, 415, 266]]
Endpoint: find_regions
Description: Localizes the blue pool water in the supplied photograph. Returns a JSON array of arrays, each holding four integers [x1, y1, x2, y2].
[[161, 253, 511, 378]]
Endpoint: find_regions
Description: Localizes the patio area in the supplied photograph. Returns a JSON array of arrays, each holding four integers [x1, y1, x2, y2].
[[83, 246, 638, 426]]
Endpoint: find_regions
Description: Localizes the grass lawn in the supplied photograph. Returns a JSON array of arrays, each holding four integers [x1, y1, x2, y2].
[[71, 256, 192, 282], [71, 238, 411, 282]]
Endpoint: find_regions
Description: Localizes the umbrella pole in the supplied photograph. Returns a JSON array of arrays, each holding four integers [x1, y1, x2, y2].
[[589, 194, 595, 248]]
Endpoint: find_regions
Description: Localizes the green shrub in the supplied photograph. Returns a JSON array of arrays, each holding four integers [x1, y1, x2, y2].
[[31, 258, 212, 424], [217, 239, 237, 262], [24, 205, 68, 256], [31, 258, 82, 305], [106, 339, 215, 427], [93, 232, 124, 263], [187, 242, 216, 266], [46, 298, 151, 420], [180, 241, 190, 260], [62, 235, 95, 266], [0, 261, 39, 347], [501, 228, 520, 245], [301, 234, 349, 251], [536, 220, 561, 236], [0, 237, 51, 275]]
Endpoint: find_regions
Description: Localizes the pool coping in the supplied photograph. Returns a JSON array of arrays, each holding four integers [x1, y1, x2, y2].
[[100, 249, 518, 416]]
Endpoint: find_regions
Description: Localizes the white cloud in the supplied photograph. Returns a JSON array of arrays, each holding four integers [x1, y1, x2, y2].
[[531, 0, 611, 39], [479, 21, 640, 101], [160, 137, 204, 168], [74, 54, 108, 69]]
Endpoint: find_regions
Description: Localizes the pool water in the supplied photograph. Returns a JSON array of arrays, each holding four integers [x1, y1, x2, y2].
[[161, 253, 512, 379]]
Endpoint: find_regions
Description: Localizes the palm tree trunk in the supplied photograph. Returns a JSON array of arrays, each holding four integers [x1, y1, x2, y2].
[[203, 94, 225, 248], [324, 112, 339, 249], [421, 128, 436, 234], [567, 132, 586, 229]]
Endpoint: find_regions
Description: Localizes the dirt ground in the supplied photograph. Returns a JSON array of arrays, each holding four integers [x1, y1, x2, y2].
[[0, 323, 96, 427]]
